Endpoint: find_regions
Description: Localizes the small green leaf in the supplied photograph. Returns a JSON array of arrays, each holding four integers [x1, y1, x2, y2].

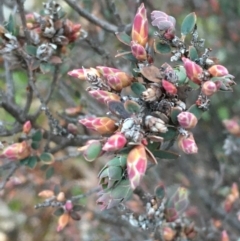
[[40, 152, 54, 163], [154, 41, 171, 54], [131, 82, 146, 97], [146, 142, 161, 152], [187, 78, 200, 90], [155, 185, 165, 199], [108, 166, 123, 180], [26, 45, 37, 56], [188, 104, 205, 120], [6, 14, 14, 33], [73, 205, 82, 212], [107, 155, 127, 167], [152, 150, 180, 159], [174, 66, 188, 86], [189, 46, 198, 61], [53, 208, 64, 217], [170, 107, 181, 125], [124, 100, 140, 114], [40, 164, 49, 171], [26, 156, 38, 169], [31, 141, 40, 150], [83, 141, 102, 162], [20, 157, 30, 166], [111, 179, 132, 200], [159, 127, 178, 141], [115, 32, 131, 46], [31, 130, 42, 142], [40, 63, 54, 74], [46, 166, 54, 179], [181, 12, 197, 36]]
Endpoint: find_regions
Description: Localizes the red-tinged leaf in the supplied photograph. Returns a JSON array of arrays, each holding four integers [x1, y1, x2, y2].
[[49, 55, 62, 64], [127, 145, 147, 189], [162, 79, 177, 95]]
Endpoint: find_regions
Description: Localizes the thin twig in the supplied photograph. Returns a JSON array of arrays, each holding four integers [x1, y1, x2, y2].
[[4, 60, 15, 103], [15, 0, 31, 44], [105, 0, 123, 27], [0, 163, 19, 190], [71, 186, 101, 201], [64, 0, 131, 33]]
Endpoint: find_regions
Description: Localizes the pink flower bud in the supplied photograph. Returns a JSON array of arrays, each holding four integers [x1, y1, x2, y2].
[[131, 41, 147, 61], [65, 200, 73, 212], [88, 90, 120, 104], [182, 57, 203, 85], [23, 120, 32, 134], [68, 68, 99, 80], [222, 118, 240, 136], [67, 123, 78, 135], [1, 141, 30, 160], [162, 226, 176, 241], [151, 11, 176, 32], [221, 231, 229, 241], [102, 132, 127, 152], [131, 3, 148, 47], [127, 145, 147, 189], [201, 81, 218, 96], [178, 132, 198, 154], [231, 182, 239, 199], [162, 79, 177, 95], [57, 213, 70, 232], [79, 117, 117, 135], [208, 65, 229, 77], [38, 190, 55, 198], [106, 72, 133, 91], [177, 112, 198, 129], [96, 66, 120, 78]]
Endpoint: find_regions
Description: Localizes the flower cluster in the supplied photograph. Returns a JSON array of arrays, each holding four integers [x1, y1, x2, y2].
[[37, 189, 81, 232], [68, 4, 235, 209], [0, 1, 82, 69], [122, 185, 197, 241]]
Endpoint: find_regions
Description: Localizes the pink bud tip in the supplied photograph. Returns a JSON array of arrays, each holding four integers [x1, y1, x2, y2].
[[202, 81, 218, 96], [208, 65, 229, 77], [65, 200, 73, 212], [178, 132, 198, 154], [23, 120, 32, 134], [102, 132, 127, 152], [182, 57, 203, 85], [177, 112, 198, 129]]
